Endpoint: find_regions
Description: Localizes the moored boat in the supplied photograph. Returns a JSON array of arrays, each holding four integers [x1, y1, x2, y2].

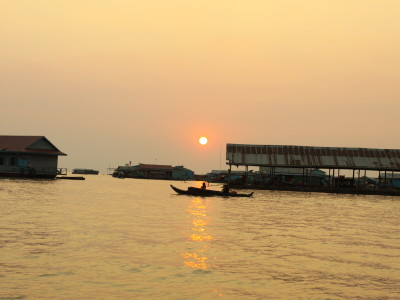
[[56, 176, 85, 180], [170, 185, 254, 197], [72, 168, 99, 175]]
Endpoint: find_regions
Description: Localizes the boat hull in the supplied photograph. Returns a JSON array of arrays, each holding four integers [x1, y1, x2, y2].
[[170, 185, 253, 197]]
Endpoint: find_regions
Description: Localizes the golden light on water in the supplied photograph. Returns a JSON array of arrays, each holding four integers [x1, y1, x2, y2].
[[193, 219, 208, 228], [182, 252, 208, 269], [181, 197, 212, 270], [189, 233, 213, 242], [186, 209, 206, 218]]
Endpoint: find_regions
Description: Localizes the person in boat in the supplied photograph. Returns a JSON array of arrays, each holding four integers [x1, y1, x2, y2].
[[221, 184, 230, 193], [201, 182, 207, 190]]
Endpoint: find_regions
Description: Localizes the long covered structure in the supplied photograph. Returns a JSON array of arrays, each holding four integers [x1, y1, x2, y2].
[[226, 143, 400, 195]]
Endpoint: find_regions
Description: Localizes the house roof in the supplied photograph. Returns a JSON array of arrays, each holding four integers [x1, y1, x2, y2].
[[138, 164, 175, 170], [0, 135, 67, 156]]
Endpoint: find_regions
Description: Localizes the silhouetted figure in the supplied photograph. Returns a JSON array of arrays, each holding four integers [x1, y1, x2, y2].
[[201, 182, 207, 189], [221, 184, 230, 193]]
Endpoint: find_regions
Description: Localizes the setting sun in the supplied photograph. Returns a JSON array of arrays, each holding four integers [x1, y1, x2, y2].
[[199, 137, 208, 145]]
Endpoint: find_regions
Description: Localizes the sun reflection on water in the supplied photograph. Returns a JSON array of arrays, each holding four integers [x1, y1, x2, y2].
[[181, 197, 212, 270]]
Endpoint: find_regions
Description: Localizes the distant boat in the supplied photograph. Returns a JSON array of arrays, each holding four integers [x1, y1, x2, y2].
[[56, 176, 85, 180], [170, 185, 254, 197], [72, 168, 99, 175]]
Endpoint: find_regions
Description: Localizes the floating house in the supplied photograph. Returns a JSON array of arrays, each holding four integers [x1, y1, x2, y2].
[[207, 168, 327, 186], [379, 173, 400, 189], [113, 163, 194, 180], [259, 167, 327, 187], [206, 170, 246, 183], [0, 135, 67, 178], [226, 143, 400, 195]]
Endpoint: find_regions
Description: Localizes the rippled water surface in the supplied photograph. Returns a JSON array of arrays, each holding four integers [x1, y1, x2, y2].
[[1, 176, 399, 299]]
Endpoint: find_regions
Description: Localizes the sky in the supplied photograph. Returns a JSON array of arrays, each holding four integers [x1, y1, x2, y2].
[[1, 0, 399, 174]]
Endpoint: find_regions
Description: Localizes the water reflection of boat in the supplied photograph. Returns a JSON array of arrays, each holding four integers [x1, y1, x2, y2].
[[170, 185, 254, 197]]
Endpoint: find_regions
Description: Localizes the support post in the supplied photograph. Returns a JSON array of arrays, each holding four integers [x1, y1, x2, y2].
[[378, 171, 381, 189], [228, 164, 232, 187], [272, 166, 275, 186], [328, 169, 331, 187], [245, 165, 248, 186], [385, 171, 387, 191]]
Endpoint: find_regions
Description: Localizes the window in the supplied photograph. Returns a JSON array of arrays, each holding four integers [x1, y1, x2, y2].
[[10, 157, 17, 166], [0, 157, 4, 165]]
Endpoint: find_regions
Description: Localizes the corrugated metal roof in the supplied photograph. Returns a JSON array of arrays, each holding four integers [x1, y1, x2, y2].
[[226, 144, 400, 171], [0, 135, 67, 156]]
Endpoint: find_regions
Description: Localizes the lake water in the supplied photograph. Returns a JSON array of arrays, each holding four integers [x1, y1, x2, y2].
[[1, 176, 399, 299]]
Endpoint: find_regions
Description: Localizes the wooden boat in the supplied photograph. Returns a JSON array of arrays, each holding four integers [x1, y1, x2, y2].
[[72, 168, 99, 175], [56, 176, 85, 180], [170, 185, 254, 197]]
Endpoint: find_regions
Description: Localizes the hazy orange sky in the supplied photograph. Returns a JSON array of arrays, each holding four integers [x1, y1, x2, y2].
[[1, 1, 399, 174]]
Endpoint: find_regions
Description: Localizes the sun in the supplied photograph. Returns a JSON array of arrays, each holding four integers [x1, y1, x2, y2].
[[199, 137, 208, 145]]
